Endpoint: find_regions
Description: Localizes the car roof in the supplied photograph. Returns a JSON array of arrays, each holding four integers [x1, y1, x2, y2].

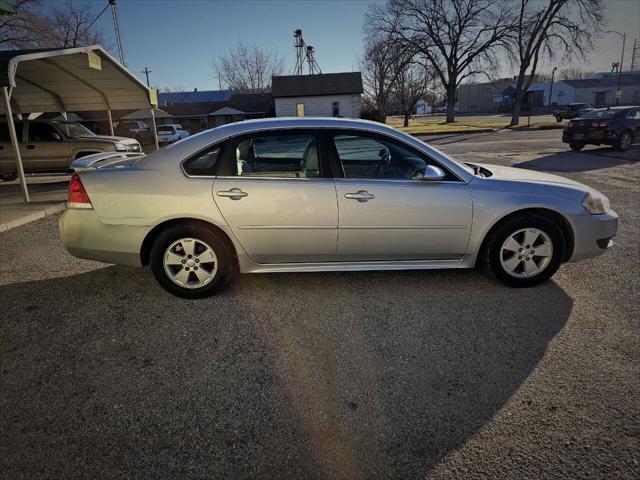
[[137, 117, 475, 182], [589, 106, 635, 112]]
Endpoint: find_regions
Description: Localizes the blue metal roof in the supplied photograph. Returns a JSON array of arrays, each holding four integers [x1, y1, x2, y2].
[[157, 90, 232, 105]]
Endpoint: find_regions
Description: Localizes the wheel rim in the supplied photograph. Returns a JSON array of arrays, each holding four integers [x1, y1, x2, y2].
[[163, 237, 218, 289], [500, 228, 553, 279], [620, 133, 631, 150]]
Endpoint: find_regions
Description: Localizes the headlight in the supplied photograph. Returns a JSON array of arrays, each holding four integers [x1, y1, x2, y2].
[[115, 143, 127, 151], [582, 191, 610, 214]]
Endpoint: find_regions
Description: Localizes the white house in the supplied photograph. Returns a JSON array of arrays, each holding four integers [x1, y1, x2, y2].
[[272, 72, 363, 118]]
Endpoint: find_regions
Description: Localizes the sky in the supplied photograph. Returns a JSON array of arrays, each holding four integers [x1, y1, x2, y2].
[[80, 0, 640, 91]]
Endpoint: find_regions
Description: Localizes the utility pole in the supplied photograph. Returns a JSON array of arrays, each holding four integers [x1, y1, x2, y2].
[[110, 0, 126, 66], [142, 67, 152, 87], [607, 30, 626, 106], [631, 38, 638, 72], [547, 66, 557, 114]]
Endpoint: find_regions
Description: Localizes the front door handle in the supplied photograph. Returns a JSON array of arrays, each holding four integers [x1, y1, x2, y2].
[[216, 188, 248, 200], [344, 190, 375, 202]]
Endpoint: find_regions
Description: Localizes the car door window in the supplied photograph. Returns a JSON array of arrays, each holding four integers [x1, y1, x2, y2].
[[234, 132, 320, 178], [332, 133, 437, 180], [28, 123, 61, 141], [0, 122, 23, 142]]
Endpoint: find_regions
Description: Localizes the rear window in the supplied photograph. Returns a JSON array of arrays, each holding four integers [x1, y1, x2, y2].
[[582, 109, 627, 119], [182, 142, 225, 176]]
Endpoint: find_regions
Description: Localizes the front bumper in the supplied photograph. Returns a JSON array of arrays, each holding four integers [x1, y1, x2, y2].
[[59, 208, 148, 267], [568, 210, 618, 262]]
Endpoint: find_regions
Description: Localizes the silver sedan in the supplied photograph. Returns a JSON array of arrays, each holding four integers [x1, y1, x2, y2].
[[59, 118, 618, 298]]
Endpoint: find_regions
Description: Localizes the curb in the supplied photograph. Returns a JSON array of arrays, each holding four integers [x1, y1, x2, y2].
[[0, 202, 66, 233]]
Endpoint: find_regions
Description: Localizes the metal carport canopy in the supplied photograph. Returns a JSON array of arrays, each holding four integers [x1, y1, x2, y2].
[[0, 45, 159, 202]]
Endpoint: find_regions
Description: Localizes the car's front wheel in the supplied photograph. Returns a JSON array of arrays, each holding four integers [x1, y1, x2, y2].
[[150, 224, 235, 298], [480, 214, 565, 287], [615, 130, 633, 151], [555, 114, 562, 122]]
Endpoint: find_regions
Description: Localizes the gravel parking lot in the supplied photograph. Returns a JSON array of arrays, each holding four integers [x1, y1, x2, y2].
[[1, 130, 639, 479]]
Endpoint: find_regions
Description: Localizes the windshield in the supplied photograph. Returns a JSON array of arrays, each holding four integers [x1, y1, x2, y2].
[[50, 121, 95, 138], [158, 126, 175, 133], [582, 109, 627, 119]]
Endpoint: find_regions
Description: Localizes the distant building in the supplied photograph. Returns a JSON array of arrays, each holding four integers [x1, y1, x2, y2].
[[457, 73, 640, 113], [457, 78, 514, 113], [551, 75, 640, 107], [157, 89, 273, 133], [272, 72, 363, 118]]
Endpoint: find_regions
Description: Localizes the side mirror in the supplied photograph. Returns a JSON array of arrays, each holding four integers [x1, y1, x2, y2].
[[418, 164, 446, 181]]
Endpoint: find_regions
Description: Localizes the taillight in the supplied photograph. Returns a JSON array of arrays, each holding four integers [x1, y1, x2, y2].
[[68, 173, 93, 209], [597, 120, 609, 128]]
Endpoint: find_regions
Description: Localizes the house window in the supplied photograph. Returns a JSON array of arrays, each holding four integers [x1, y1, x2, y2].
[[332, 101, 340, 117], [296, 103, 305, 117]]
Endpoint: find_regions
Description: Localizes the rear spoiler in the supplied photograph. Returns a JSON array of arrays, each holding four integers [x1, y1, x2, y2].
[[71, 152, 146, 172]]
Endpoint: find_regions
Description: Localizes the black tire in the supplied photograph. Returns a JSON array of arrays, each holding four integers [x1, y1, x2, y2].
[[150, 223, 235, 298], [480, 214, 566, 288], [615, 130, 633, 151], [0, 172, 18, 182], [555, 114, 562, 123], [569, 142, 584, 151]]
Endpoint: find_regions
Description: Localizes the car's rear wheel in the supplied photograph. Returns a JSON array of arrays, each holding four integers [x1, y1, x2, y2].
[[150, 224, 235, 298], [555, 114, 562, 122], [480, 214, 565, 288], [615, 130, 633, 151], [569, 142, 584, 151], [0, 172, 18, 182]]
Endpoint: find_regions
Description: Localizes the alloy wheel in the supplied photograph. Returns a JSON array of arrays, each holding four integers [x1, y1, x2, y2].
[[500, 228, 553, 278], [620, 132, 631, 150], [163, 237, 218, 289]]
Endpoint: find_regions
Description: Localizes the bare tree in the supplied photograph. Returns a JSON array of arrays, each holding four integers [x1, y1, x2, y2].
[[360, 34, 399, 122], [1, 1, 105, 49], [507, 0, 605, 126], [39, 2, 105, 48], [214, 42, 286, 92], [557, 67, 595, 80], [393, 57, 434, 127], [0, 0, 42, 48], [367, 0, 512, 123]]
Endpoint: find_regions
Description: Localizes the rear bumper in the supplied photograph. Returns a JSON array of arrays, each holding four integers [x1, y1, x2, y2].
[[59, 208, 148, 267], [562, 131, 617, 144], [568, 210, 618, 262]]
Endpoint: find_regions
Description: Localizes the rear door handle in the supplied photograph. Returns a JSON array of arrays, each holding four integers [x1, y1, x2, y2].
[[216, 188, 248, 200], [344, 190, 375, 202]]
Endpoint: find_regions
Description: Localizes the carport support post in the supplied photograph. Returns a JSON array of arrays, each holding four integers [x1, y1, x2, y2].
[[149, 108, 160, 151], [107, 109, 115, 136], [2, 87, 29, 202]]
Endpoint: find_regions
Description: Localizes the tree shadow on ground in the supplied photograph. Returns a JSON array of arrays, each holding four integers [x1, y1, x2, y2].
[[1, 266, 572, 479], [515, 146, 639, 172]]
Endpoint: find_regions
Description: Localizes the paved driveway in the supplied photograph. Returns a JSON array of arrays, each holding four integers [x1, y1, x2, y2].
[[1, 130, 638, 479]]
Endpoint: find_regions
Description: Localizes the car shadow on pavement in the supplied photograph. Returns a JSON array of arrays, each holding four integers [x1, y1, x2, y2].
[[516, 146, 639, 172], [1, 265, 573, 480]]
